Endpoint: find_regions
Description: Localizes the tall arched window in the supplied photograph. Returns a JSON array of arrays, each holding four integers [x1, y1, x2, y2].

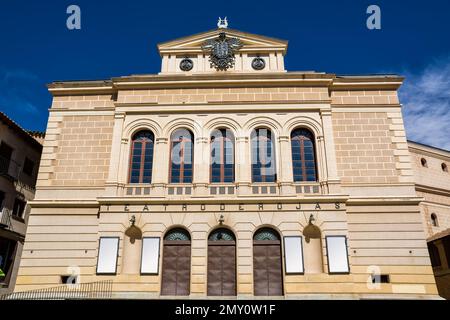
[[291, 128, 317, 182], [211, 129, 234, 183], [129, 130, 154, 183], [170, 129, 194, 183], [251, 128, 276, 183]]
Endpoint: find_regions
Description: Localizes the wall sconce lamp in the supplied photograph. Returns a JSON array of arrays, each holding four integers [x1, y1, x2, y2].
[[129, 215, 136, 226]]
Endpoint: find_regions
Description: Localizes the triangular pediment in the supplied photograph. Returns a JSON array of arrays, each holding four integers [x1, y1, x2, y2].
[[157, 28, 288, 55]]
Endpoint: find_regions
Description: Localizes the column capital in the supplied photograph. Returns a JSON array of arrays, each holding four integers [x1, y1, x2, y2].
[[156, 137, 168, 144], [236, 136, 249, 142], [114, 112, 126, 119], [195, 137, 209, 144]]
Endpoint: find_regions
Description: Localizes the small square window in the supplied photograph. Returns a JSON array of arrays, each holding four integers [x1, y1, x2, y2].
[[61, 275, 78, 284]]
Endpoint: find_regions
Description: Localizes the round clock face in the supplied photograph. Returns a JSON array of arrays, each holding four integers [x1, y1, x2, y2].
[[252, 57, 265, 70], [180, 58, 194, 71]]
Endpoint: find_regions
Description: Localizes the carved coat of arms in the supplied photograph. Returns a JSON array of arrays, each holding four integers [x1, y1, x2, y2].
[[202, 32, 243, 71]]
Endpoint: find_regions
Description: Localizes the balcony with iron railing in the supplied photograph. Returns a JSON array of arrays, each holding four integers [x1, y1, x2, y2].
[[0, 155, 36, 193], [0, 155, 20, 181], [0, 208, 12, 230]]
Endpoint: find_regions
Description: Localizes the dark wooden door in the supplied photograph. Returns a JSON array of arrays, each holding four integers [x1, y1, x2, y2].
[[253, 240, 283, 296], [161, 241, 191, 296], [207, 242, 236, 296]]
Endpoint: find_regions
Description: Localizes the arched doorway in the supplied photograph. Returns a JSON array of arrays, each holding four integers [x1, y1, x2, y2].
[[161, 228, 191, 296], [207, 228, 236, 296], [253, 228, 283, 296]]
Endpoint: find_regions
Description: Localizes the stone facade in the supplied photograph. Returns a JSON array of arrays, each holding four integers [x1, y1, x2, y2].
[[409, 142, 450, 299], [13, 28, 443, 299]]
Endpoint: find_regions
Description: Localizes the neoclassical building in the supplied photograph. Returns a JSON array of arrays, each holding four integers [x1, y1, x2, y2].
[[13, 25, 445, 299]]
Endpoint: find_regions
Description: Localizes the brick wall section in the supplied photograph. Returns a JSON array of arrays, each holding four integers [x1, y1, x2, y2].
[[331, 90, 399, 105], [116, 87, 330, 104], [38, 115, 114, 187], [52, 95, 114, 109], [332, 111, 412, 184]]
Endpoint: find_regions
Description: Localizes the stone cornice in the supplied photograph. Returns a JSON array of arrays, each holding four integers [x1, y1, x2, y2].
[[408, 141, 450, 159], [46, 72, 405, 96], [415, 184, 450, 197]]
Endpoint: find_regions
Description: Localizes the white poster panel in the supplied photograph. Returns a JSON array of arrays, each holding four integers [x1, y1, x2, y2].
[[326, 236, 349, 273], [284, 236, 304, 274], [141, 238, 160, 274], [96, 237, 119, 274]]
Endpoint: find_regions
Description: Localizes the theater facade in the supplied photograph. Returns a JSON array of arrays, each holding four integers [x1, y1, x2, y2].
[[14, 25, 442, 299]]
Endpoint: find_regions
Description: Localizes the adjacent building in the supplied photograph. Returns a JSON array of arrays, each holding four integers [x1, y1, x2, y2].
[[13, 25, 447, 299], [0, 112, 43, 294], [409, 141, 450, 299]]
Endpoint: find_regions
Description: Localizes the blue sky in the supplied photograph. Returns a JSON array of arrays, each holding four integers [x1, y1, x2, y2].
[[0, 0, 449, 149]]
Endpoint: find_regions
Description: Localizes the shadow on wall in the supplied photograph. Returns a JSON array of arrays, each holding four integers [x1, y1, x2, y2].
[[122, 225, 143, 274], [303, 222, 323, 274]]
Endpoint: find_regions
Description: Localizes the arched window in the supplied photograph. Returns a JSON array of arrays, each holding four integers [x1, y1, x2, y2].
[[170, 129, 194, 183], [442, 163, 448, 172], [291, 128, 317, 182], [164, 228, 191, 241], [129, 130, 154, 183], [431, 213, 439, 227], [421, 158, 427, 167], [251, 128, 276, 183], [208, 228, 236, 241], [211, 129, 235, 183]]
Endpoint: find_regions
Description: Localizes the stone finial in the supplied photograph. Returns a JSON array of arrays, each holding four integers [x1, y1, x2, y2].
[[217, 17, 228, 29]]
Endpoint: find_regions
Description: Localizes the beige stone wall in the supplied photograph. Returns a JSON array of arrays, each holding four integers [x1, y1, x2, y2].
[[15, 207, 99, 289], [331, 90, 399, 105], [410, 149, 450, 192], [37, 114, 114, 188], [15, 202, 438, 297], [51, 95, 114, 110], [117, 87, 330, 104], [332, 110, 413, 184], [409, 143, 450, 239]]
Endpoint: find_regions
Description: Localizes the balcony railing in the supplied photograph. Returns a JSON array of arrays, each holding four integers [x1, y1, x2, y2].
[[121, 182, 323, 197], [0, 280, 113, 300], [0, 208, 12, 230]]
